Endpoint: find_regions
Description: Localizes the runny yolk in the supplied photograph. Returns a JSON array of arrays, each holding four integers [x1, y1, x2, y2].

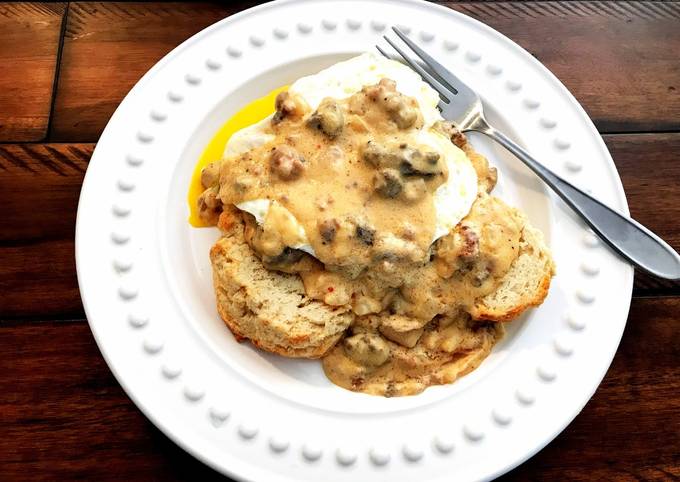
[[187, 85, 288, 227]]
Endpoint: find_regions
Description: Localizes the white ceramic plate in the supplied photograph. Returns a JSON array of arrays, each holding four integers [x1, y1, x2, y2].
[[76, 1, 633, 480]]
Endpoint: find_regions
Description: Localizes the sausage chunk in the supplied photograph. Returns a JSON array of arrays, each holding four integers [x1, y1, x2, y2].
[[373, 168, 403, 198], [434, 120, 467, 148], [197, 186, 222, 224], [362, 140, 389, 168], [343, 333, 390, 367], [307, 98, 344, 137], [318, 218, 339, 244], [362, 78, 420, 129], [269, 145, 305, 180], [272, 91, 306, 124], [355, 225, 376, 246], [434, 224, 482, 278], [458, 225, 480, 261], [399, 147, 441, 177], [362, 141, 442, 177], [267, 246, 304, 264], [200, 161, 220, 188]]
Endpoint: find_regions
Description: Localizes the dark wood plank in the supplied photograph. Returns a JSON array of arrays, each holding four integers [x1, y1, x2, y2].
[[604, 133, 680, 296], [0, 144, 91, 320], [1, 133, 679, 319], [0, 2, 66, 141], [444, 1, 680, 133], [604, 133, 680, 251], [50, 2, 254, 141], [501, 297, 680, 481], [1, 296, 678, 480], [50, 1, 680, 142], [0, 319, 225, 481]]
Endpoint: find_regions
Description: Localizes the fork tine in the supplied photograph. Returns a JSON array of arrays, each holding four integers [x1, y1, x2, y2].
[[383, 36, 452, 103], [379, 42, 448, 104], [392, 26, 466, 96], [375, 44, 391, 59]]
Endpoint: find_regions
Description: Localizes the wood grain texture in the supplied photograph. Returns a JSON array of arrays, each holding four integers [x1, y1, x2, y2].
[[0, 144, 92, 319], [48, 1, 680, 142], [0, 2, 66, 141], [604, 133, 680, 295], [603, 133, 680, 250], [443, 1, 680, 133], [50, 2, 254, 141], [0, 296, 677, 480], [1, 133, 678, 320], [2, 2, 677, 480]]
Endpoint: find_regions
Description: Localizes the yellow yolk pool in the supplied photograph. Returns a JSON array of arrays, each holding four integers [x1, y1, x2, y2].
[[187, 86, 288, 227]]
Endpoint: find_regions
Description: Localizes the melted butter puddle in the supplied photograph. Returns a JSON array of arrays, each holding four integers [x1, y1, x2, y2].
[[187, 86, 288, 227]]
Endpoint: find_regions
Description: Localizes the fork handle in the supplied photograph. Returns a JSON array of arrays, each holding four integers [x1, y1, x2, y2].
[[476, 123, 680, 280]]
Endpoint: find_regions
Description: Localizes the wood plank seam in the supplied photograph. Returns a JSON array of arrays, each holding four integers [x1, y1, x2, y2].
[[0, 2, 67, 141], [45, 2, 70, 141]]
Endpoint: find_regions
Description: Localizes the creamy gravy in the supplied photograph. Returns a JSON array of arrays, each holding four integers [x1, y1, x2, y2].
[[322, 312, 504, 397], [199, 79, 525, 396], [214, 79, 447, 271]]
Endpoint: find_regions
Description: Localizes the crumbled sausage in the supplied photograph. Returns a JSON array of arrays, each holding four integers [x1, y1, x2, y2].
[[355, 225, 375, 246], [343, 333, 390, 367], [363, 78, 397, 100], [202, 186, 220, 209], [373, 233, 423, 263], [197, 186, 222, 224], [200, 161, 220, 188], [471, 265, 490, 287], [272, 91, 306, 124], [385, 95, 418, 129], [265, 247, 304, 266], [269, 145, 305, 180], [458, 225, 479, 261], [263, 247, 318, 274], [362, 140, 388, 168], [318, 218, 339, 244], [433, 224, 483, 278], [307, 98, 344, 137], [379, 324, 424, 348], [433, 120, 467, 148], [373, 168, 403, 198], [362, 78, 420, 129], [399, 148, 441, 177], [362, 141, 442, 177]]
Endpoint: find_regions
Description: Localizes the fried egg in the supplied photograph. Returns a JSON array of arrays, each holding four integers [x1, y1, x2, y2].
[[227, 53, 478, 254]]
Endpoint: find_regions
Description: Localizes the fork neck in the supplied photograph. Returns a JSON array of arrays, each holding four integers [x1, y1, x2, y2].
[[464, 113, 493, 134]]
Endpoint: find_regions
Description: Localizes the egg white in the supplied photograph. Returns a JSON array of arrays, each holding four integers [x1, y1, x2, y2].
[[226, 52, 478, 255]]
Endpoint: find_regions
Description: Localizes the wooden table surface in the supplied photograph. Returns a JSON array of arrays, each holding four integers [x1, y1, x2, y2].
[[1, 1, 679, 480]]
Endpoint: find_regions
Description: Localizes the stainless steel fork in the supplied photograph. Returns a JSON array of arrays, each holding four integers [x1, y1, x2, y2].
[[380, 27, 680, 280]]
